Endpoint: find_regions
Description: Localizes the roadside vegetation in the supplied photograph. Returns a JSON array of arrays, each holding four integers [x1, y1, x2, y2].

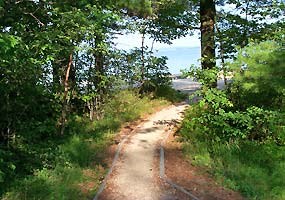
[[1, 88, 187, 199], [180, 40, 285, 200]]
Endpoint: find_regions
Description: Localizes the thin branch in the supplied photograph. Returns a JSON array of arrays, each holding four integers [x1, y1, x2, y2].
[[150, 38, 155, 53], [109, 31, 124, 35], [28, 12, 45, 26], [15, 0, 35, 4], [23, 6, 44, 27]]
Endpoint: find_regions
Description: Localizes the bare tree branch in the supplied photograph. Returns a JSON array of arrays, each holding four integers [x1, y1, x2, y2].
[[24, 12, 45, 27], [29, 12, 45, 26]]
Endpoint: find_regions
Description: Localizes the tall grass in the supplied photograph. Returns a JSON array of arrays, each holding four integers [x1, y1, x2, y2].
[[183, 141, 285, 199]]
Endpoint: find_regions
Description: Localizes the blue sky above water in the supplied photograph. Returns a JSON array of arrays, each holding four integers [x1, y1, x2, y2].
[[114, 32, 201, 75], [155, 46, 201, 74]]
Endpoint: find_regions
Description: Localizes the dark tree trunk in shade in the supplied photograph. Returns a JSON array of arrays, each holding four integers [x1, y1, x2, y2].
[[95, 36, 104, 87], [141, 29, 145, 84], [90, 34, 105, 120], [200, 0, 216, 70]]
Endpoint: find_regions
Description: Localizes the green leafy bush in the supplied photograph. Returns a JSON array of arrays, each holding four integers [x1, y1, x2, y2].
[[104, 90, 150, 122], [61, 135, 94, 167], [229, 41, 285, 110], [180, 40, 285, 199], [183, 66, 218, 88], [183, 88, 283, 143], [154, 85, 187, 103]]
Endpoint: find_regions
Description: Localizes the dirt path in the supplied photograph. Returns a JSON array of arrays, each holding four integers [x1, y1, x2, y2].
[[98, 103, 188, 200], [95, 79, 242, 200]]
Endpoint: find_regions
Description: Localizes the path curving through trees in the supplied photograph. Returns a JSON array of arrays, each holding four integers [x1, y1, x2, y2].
[[95, 103, 188, 200], [93, 78, 201, 200]]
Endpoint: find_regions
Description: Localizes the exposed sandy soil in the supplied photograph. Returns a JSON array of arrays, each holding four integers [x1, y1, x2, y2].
[[96, 102, 244, 200], [98, 103, 188, 200], [96, 79, 243, 200]]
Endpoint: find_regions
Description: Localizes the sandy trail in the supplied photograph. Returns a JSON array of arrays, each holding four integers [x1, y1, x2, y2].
[[99, 103, 188, 200], [97, 79, 240, 200]]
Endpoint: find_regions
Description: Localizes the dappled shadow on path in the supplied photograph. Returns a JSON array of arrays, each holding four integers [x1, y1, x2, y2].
[[137, 126, 160, 134], [153, 119, 180, 127]]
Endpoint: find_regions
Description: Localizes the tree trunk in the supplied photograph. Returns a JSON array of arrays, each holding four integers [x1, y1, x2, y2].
[[200, 0, 216, 70], [87, 100, 95, 121], [86, 57, 95, 121], [59, 53, 72, 135], [95, 39, 104, 86], [216, 25, 227, 86], [6, 93, 11, 148], [242, 0, 250, 47], [94, 35, 105, 120], [141, 29, 145, 84]]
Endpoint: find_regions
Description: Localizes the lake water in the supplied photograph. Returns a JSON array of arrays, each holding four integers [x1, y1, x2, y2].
[[155, 46, 201, 74]]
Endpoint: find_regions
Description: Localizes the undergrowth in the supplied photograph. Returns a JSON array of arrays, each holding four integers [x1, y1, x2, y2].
[[180, 41, 285, 200], [180, 89, 285, 199], [181, 107, 285, 199], [2, 89, 169, 200], [154, 85, 187, 103]]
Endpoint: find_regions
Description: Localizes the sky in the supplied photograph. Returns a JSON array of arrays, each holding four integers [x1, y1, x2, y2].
[[111, 3, 237, 74], [113, 32, 201, 74], [114, 32, 200, 50], [112, 2, 285, 74]]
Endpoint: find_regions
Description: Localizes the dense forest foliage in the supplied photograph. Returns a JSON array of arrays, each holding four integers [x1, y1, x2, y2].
[[0, 0, 284, 199]]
